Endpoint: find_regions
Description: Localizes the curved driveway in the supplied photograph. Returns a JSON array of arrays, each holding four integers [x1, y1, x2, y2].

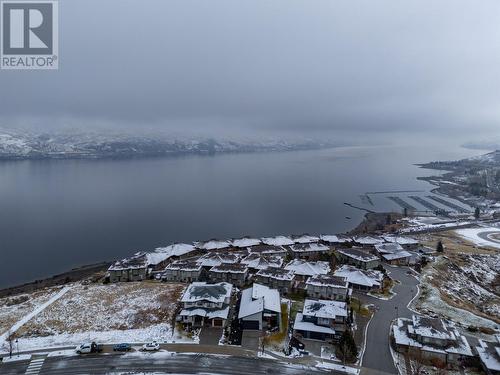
[[358, 266, 419, 375]]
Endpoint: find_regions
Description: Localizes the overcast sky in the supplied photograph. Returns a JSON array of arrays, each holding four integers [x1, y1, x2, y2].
[[1, 0, 499, 144]]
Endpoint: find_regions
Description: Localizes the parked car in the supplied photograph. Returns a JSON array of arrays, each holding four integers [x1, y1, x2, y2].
[[113, 343, 132, 352], [76, 342, 103, 354], [142, 341, 160, 351]]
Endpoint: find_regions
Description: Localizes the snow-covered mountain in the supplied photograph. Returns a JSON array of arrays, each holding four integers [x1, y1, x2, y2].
[[0, 129, 337, 160]]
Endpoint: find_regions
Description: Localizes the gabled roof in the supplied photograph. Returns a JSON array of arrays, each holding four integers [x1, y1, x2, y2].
[[240, 253, 283, 270], [238, 283, 281, 319], [147, 243, 197, 265], [255, 267, 295, 281], [374, 242, 404, 254], [382, 250, 412, 261], [382, 236, 419, 245], [261, 236, 294, 246], [109, 252, 149, 271], [231, 237, 262, 248], [197, 252, 240, 267], [284, 260, 330, 276], [196, 239, 231, 250], [290, 243, 330, 253], [411, 315, 455, 340], [306, 274, 348, 289], [181, 282, 232, 303], [353, 236, 384, 245], [292, 234, 320, 244], [164, 260, 202, 271], [320, 234, 352, 244], [337, 248, 379, 262], [302, 299, 347, 318], [248, 244, 287, 254], [333, 265, 383, 288], [210, 263, 248, 274]]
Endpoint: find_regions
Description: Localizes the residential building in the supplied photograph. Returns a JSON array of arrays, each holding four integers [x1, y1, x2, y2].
[[293, 299, 348, 341], [261, 235, 295, 246], [209, 263, 248, 287], [178, 282, 233, 328], [238, 283, 281, 331], [352, 235, 384, 248], [284, 259, 330, 279], [254, 267, 295, 294], [163, 260, 202, 283], [333, 265, 383, 292], [476, 336, 500, 375], [320, 234, 353, 246], [231, 237, 261, 248], [240, 253, 284, 272], [306, 274, 350, 301], [247, 244, 288, 256], [336, 248, 380, 270], [197, 252, 240, 269], [108, 252, 149, 282], [196, 239, 231, 251], [392, 315, 473, 365], [381, 250, 413, 265], [288, 243, 332, 260], [291, 234, 320, 244]]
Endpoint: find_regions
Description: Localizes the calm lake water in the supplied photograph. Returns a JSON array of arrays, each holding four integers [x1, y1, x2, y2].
[[0, 145, 481, 287]]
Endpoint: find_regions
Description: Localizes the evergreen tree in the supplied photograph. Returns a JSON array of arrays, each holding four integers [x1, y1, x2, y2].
[[436, 241, 444, 253], [474, 207, 480, 219], [339, 329, 358, 363]]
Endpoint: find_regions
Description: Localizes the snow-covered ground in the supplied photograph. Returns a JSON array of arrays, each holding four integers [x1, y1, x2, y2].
[[413, 256, 499, 332], [455, 227, 500, 249], [0, 282, 186, 352], [0, 286, 66, 336]]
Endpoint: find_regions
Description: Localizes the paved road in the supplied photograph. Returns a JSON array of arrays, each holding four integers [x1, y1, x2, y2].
[[0, 352, 335, 374], [357, 266, 419, 375]]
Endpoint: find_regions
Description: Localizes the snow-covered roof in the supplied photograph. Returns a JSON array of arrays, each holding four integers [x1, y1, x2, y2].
[[292, 234, 320, 244], [197, 252, 240, 267], [294, 313, 336, 334], [333, 265, 382, 288], [108, 252, 149, 271], [382, 250, 413, 261], [337, 248, 379, 262], [284, 259, 330, 276], [374, 242, 404, 254], [411, 315, 455, 340], [477, 339, 500, 372], [261, 236, 294, 246], [290, 243, 330, 253], [306, 274, 348, 289], [255, 267, 295, 281], [153, 243, 196, 258], [302, 299, 347, 319], [181, 282, 232, 303], [210, 263, 248, 274], [353, 236, 384, 245], [248, 244, 287, 255], [196, 239, 231, 250], [231, 237, 262, 248], [240, 253, 283, 270], [164, 260, 201, 271], [394, 317, 473, 357], [320, 234, 352, 244], [179, 306, 230, 320], [382, 236, 419, 245], [238, 283, 281, 319]]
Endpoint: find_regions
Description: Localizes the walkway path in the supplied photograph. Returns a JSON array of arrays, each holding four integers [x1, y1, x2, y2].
[[0, 286, 72, 349]]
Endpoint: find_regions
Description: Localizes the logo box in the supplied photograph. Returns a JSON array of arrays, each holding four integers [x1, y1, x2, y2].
[[1, 0, 58, 69]]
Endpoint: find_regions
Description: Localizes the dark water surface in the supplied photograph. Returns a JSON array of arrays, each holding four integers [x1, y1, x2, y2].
[[0, 145, 480, 287]]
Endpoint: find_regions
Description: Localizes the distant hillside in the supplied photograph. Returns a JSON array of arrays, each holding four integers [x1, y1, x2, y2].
[[0, 130, 338, 161]]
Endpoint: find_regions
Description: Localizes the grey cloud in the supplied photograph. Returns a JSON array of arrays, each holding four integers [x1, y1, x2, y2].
[[0, 0, 499, 142]]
